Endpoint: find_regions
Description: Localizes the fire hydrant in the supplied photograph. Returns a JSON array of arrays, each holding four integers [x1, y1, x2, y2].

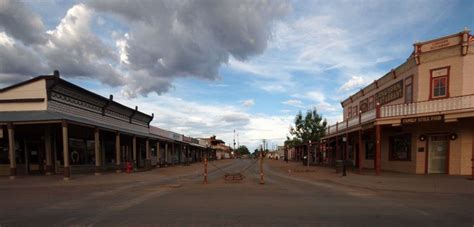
[[126, 162, 133, 174]]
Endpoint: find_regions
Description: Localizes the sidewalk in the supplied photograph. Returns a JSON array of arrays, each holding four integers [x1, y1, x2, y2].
[[0, 159, 233, 188], [268, 159, 474, 194]]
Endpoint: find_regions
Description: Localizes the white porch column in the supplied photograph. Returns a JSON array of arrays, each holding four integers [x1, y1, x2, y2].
[[62, 121, 70, 180], [44, 126, 53, 175], [7, 123, 16, 179], [115, 132, 121, 173], [94, 128, 101, 175]]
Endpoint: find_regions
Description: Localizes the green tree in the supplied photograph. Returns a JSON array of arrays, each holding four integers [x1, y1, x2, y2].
[[235, 145, 250, 155], [286, 108, 327, 147]]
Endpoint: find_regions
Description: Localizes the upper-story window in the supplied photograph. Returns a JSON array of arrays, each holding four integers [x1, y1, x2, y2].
[[368, 96, 374, 110], [405, 76, 413, 103], [359, 99, 368, 113], [352, 106, 358, 117], [433, 77, 447, 97], [430, 66, 450, 99]]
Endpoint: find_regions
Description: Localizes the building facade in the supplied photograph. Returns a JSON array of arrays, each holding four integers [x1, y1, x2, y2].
[[322, 30, 474, 177], [0, 71, 206, 179]]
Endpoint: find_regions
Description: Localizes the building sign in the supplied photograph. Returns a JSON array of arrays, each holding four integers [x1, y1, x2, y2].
[[401, 115, 444, 124], [432, 68, 448, 77], [172, 133, 182, 141], [375, 80, 403, 105], [183, 136, 192, 143], [420, 36, 460, 53]]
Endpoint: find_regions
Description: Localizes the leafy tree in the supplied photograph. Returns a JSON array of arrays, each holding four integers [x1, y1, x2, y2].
[[235, 145, 250, 155], [286, 108, 327, 147]]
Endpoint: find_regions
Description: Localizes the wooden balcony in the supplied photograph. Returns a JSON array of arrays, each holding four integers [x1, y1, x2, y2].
[[325, 94, 474, 136]]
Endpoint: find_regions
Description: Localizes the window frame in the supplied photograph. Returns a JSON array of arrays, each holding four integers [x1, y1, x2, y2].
[[429, 66, 450, 100], [359, 98, 368, 113], [368, 96, 375, 110]]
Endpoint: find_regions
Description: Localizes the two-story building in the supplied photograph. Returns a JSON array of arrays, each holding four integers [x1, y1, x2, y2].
[[322, 29, 474, 177]]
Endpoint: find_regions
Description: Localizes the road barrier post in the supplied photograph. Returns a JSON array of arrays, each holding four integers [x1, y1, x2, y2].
[[203, 156, 208, 184], [259, 151, 265, 185]]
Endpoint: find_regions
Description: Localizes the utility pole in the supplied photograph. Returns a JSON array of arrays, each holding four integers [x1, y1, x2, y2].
[[233, 129, 236, 151], [237, 133, 239, 148]]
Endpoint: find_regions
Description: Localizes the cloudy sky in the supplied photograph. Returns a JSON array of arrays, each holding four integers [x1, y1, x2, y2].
[[0, 0, 473, 150]]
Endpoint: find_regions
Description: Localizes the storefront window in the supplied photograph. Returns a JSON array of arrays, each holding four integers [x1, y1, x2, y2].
[[69, 138, 95, 165], [365, 140, 374, 160], [0, 127, 8, 164], [0, 142, 8, 164], [389, 134, 411, 161]]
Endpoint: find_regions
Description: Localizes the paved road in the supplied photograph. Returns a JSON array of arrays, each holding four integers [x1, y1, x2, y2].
[[0, 159, 473, 226]]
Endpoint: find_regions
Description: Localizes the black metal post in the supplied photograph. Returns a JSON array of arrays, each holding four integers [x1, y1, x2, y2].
[[342, 138, 347, 177]]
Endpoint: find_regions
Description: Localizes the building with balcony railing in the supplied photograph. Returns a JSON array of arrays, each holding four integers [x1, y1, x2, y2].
[[322, 29, 474, 177]]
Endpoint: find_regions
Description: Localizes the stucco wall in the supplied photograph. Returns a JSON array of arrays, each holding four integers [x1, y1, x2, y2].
[[461, 53, 474, 95], [417, 47, 465, 101]]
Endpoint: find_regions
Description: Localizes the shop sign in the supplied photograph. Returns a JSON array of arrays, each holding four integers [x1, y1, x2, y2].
[[360, 123, 374, 131], [401, 115, 444, 124], [375, 80, 403, 105], [420, 36, 460, 53]]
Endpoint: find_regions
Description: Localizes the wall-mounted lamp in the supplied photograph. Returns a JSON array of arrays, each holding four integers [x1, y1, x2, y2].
[[419, 135, 426, 141], [450, 133, 458, 140]]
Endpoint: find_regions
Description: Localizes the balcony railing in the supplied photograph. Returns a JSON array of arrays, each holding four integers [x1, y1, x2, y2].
[[325, 94, 474, 136], [380, 94, 474, 118]]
